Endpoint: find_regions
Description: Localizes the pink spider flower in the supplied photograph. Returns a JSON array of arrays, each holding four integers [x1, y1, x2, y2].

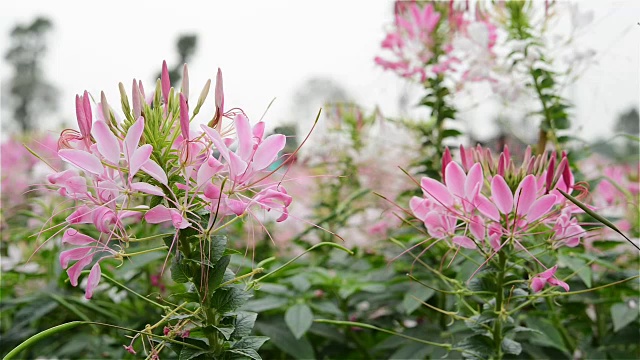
[[59, 229, 118, 299], [410, 145, 591, 293], [375, 3, 442, 81], [530, 265, 569, 292], [46, 60, 296, 302]]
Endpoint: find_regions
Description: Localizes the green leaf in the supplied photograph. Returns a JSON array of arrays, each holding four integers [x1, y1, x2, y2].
[[457, 334, 494, 359], [441, 129, 462, 138], [285, 303, 314, 339], [209, 287, 251, 313], [242, 296, 288, 312], [402, 285, 435, 314], [255, 321, 315, 360], [559, 254, 591, 288], [209, 235, 228, 263], [611, 302, 639, 332], [390, 342, 433, 360], [228, 348, 261, 360], [232, 336, 269, 350], [233, 311, 258, 339], [171, 258, 193, 283], [210, 255, 231, 289], [288, 275, 311, 292], [179, 348, 208, 360], [502, 338, 522, 355], [171, 291, 200, 303], [211, 325, 235, 340]]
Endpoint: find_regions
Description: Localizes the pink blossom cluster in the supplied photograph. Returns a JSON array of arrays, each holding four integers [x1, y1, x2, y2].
[[47, 62, 291, 298], [589, 160, 639, 240], [375, 1, 497, 83], [410, 145, 590, 293], [1, 134, 60, 210]]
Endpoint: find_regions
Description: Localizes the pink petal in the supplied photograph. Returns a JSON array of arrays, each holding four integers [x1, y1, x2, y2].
[[538, 265, 558, 280], [423, 212, 445, 238], [179, 93, 190, 140], [124, 117, 144, 159], [85, 262, 102, 299], [60, 247, 92, 269], [161, 60, 170, 104], [59, 149, 104, 175], [92, 207, 117, 233], [476, 194, 500, 222], [145, 205, 173, 224], [67, 205, 93, 224], [129, 144, 152, 177], [421, 177, 453, 207], [253, 122, 265, 139], [67, 256, 94, 287], [196, 158, 222, 187], [227, 198, 248, 216], [444, 162, 465, 199], [92, 120, 121, 164], [201, 125, 230, 161], [141, 160, 168, 185], [464, 164, 483, 199], [229, 151, 249, 181], [531, 276, 546, 292], [131, 182, 164, 196], [441, 147, 452, 181], [460, 145, 473, 171], [410, 196, 430, 221], [235, 114, 253, 160], [469, 215, 485, 241], [170, 211, 191, 229], [453, 235, 476, 249], [491, 175, 513, 214], [514, 175, 537, 215], [526, 194, 556, 223], [62, 229, 96, 246], [548, 277, 570, 292], [252, 134, 286, 171]]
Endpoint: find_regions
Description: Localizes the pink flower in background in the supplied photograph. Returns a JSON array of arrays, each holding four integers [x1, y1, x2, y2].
[[375, 3, 441, 81]]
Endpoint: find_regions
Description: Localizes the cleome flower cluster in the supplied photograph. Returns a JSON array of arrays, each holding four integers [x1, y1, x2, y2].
[[47, 62, 291, 298], [410, 145, 590, 293]]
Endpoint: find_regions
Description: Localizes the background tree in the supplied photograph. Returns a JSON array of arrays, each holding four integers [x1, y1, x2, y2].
[[3, 17, 57, 133], [155, 34, 198, 87], [614, 107, 639, 158]]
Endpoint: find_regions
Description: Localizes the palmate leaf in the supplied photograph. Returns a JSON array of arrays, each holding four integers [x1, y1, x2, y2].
[[557, 189, 639, 251]]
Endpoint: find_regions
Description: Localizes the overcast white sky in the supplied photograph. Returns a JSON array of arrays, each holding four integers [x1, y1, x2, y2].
[[1, 0, 638, 142]]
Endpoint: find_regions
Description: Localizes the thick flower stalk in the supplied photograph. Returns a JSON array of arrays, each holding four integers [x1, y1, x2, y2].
[[44, 61, 293, 357]]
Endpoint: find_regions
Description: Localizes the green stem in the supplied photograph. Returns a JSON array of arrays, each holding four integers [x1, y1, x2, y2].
[[545, 297, 576, 353], [122, 245, 168, 257], [4, 321, 84, 360], [253, 242, 353, 284], [129, 233, 175, 242], [493, 249, 507, 360], [315, 319, 453, 351]]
